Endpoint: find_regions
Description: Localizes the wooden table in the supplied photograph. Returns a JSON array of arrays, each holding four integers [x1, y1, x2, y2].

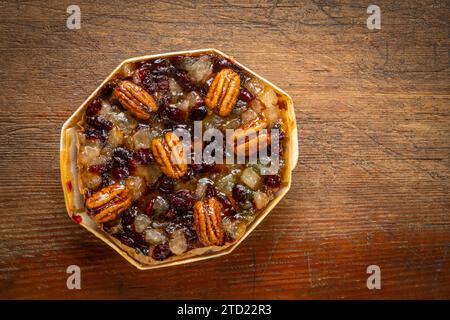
[[0, 0, 449, 299]]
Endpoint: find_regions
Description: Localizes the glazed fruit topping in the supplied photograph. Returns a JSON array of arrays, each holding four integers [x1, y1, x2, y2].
[[78, 52, 288, 261]]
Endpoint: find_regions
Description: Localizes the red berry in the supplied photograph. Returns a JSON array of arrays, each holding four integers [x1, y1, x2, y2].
[[215, 192, 236, 216], [263, 175, 281, 188], [100, 82, 115, 98], [158, 175, 175, 193], [112, 166, 129, 179], [133, 148, 153, 165], [174, 70, 193, 91], [121, 206, 138, 226], [112, 147, 131, 166], [152, 243, 172, 261], [165, 106, 186, 122], [88, 163, 109, 174], [72, 214, 82, 224], [87, 116, 113, 131], [156, 75, 169, 93], [85, 128, 108, 142], [86, 98, 102, 116], [190, 103, 207, 121], [171, 190, 196, 212], [144, 198, 155, 216], [232, 184, 248, 203], [213, 57, 233, 72], [238, 87, 254, 103]]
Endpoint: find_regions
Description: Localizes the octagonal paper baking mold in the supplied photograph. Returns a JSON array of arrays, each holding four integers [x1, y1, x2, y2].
[[60, 49, 298, 270]]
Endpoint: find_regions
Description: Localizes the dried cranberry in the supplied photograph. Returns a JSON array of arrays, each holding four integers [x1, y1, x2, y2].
[[215, 192, 236, 216], [100, 81, 115, 98], [144, 198, 155, 216], [165, 209, 176, 220], [128, 158, 138, 175], [181, 166, 194, 181], [115, 233, 134, 247], [100, 172, 113, 188], [171, 190, 196, 212], [190, 103, 207, 121], [151, 58, 169, 67], [165, 223, 180, 235], [238, 87, 254, 103], [72, 214, 83, 224], [88, 163, 108, 174], [157, 95, 171, 112], [112, 147, 131, 166], [192, 162, 216, 174], [133, 148, 152, 165], [232, 184, 248, 203], [87, 115, 113, 131], [86, 98, 102, 116], [205, 183, 217, 198], [213, 57, 233, 72], [183, 226, 197, 242], [116, 226, 146, 251], [174, 70, 193, 91], [263, 175, 282, 188], [175, 212, 194, 226], [141, 71, 157, 93], [137, 66, 148, 82], [158, 175, 175, 193], [156, 75, 170, 92], [121, 206, 139, 226], [165, 106, 186, 122], [152, 243, 172, 261], [150, 59, 175, 76], [112, 166, 129, 179], [85, 128, 107, 142]]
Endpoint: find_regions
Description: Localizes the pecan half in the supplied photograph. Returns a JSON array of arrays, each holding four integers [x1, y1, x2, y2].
[[86, 184, 132, 223], [232, 118, 269, 155], [205, 68, 240, 117], [113, 80, 157, 120], [193, 197, 225, 246], [151, 132, 187, 179]]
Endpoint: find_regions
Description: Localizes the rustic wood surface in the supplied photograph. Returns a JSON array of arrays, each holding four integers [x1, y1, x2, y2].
[[0, 0, 449, 299]]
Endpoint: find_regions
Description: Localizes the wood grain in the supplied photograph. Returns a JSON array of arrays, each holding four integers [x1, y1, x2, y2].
[[0, 0, 449, 299]]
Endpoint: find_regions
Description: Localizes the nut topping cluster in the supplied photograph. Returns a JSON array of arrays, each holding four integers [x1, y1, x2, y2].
[[232, 118, 269, 155], [113, 80, 158, 120], [85, 184, 132, 223], [77, 53, 288, 261], [205, 68, 240, 117], [151, 132, 187, 179], [193, 197, 225, 246]]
